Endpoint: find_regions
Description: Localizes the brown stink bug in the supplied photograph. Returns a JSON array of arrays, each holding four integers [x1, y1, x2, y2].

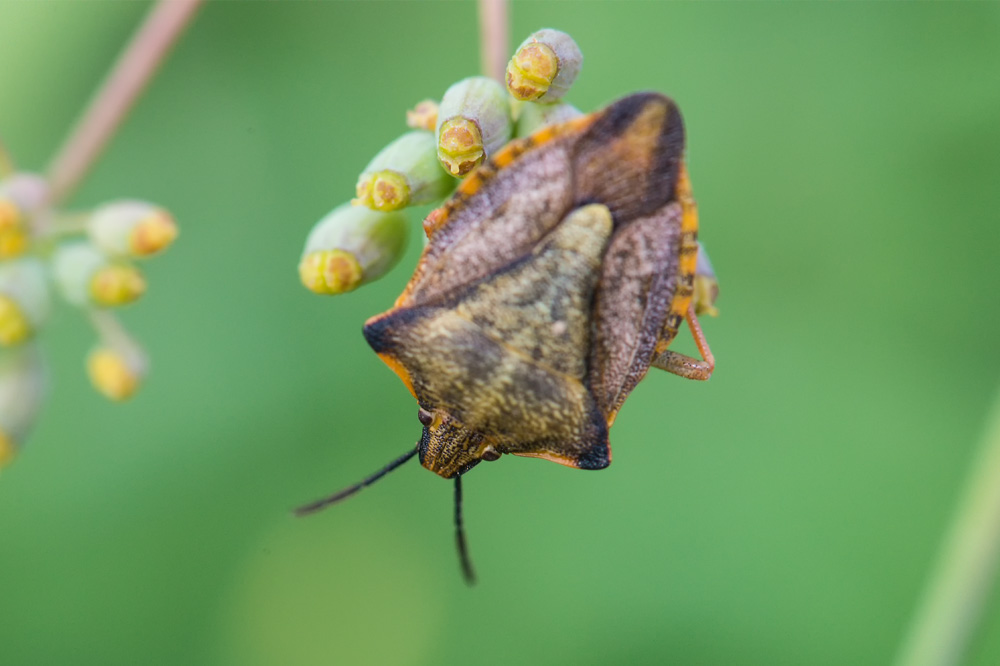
[[297, 92, 716, 583]]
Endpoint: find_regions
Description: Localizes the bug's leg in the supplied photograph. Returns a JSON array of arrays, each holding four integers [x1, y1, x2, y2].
[[651, 304, 714, 381]]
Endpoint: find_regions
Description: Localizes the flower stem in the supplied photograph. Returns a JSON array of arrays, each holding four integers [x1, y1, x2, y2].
[[45, 0, 203, 206], [477, 0, 509, 82], [87, 308, 136, 351], [895, 387, 1000, 666]]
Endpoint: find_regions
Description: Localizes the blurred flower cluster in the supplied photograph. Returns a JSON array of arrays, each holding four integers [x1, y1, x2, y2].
[[0, 152, 177, 469], [298, 27, 718, 309]]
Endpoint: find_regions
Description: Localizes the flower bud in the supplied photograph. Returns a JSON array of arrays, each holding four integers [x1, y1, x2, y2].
[[87, 343, 147, 402], [694, 242, 720, 317], [436, 77, 512, 176], [354, 132, 454, 212], [406, 99, 439, 131], [0, 196, 28, 259], [0, 173, 47, 260], [0, 173, 48, 216], [90, 265, 147, 306], [0, 258, 51, 346], [87, 200, 178, 258], [0, 343, 46, 468], [52, 241, 146, 308], [299, 203, 407, 295], [506, 29, 583, 102], [514, 101, 583, 138], [0, 225, 28, 259]]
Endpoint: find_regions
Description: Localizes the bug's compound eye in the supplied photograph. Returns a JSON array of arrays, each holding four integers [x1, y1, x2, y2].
[[417, 408, 434, 427], [481, 446, 501, 462]]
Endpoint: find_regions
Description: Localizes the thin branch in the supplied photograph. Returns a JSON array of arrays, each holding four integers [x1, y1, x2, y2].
[[478, 0, 509, 82], [894, 387, 1000, 666], [46, 0, 203, 206]]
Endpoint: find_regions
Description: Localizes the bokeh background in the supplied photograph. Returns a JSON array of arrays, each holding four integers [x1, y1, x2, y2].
[[2, 2, 1000, 665]]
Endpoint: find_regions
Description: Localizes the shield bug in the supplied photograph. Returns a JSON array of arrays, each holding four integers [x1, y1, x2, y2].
[[297, 92, 716, 583]]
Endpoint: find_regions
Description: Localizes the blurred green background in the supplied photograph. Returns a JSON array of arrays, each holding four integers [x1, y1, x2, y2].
[[2, 2, 1000, 664]]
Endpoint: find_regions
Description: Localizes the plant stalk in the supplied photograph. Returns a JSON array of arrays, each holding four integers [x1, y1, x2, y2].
[[478, 0, 509, 82], [45, 0, 202, 206], [895, 387, 1000, 666]]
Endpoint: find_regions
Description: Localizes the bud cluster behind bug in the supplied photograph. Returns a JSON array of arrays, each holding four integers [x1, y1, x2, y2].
[[0, 154, 180, 466]]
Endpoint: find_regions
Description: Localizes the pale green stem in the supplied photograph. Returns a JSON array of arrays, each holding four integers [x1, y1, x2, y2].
[[87, 308, 135, 350], [45, 0, 203, 207], [48, 213, 90, 237], [478, 0, 509, 82], [895, 387, 1000, 666]]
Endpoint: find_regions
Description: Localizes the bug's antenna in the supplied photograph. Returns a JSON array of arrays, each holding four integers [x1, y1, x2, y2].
[[294, 447, 418, 517], [454, 474, 477, 585]]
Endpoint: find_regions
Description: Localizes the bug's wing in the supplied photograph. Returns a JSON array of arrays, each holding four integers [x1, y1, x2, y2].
[[399, 130, 580, 308], [571, 92, 684, 225], [589, 202, 684, 422], [365, 204, 614, 469], [400, 92, 685, 308]]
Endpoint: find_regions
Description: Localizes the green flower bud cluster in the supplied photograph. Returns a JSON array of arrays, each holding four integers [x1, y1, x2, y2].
[[0, 152, 179, 468], [301, 28, 582, 298], [299, 26, 719, 313]]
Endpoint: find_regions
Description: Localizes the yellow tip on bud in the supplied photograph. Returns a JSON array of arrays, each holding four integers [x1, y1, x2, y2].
[[0, 295, 31, 346], [406, 100, 439, 131], [0, 430, 14, 468], [0, 198, 28, 259], [436, 77, 511, 174], [372, 171, 411, 211], [298, 249, 363, 295], [0, 227, 28, 260], [87, 347, 140, 401], [89, 264, 146, 307], [507, 42, 559, 101], [354, 171, 411, 212], [437, 117, 484, 176], [301, 203, 407, 294], [0, 199, 20, 231], [354, 178, 373, 207], [129, 211, 178, 257]]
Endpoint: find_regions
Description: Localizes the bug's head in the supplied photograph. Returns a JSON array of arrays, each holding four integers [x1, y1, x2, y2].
[[416, 407, 501, 478]]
